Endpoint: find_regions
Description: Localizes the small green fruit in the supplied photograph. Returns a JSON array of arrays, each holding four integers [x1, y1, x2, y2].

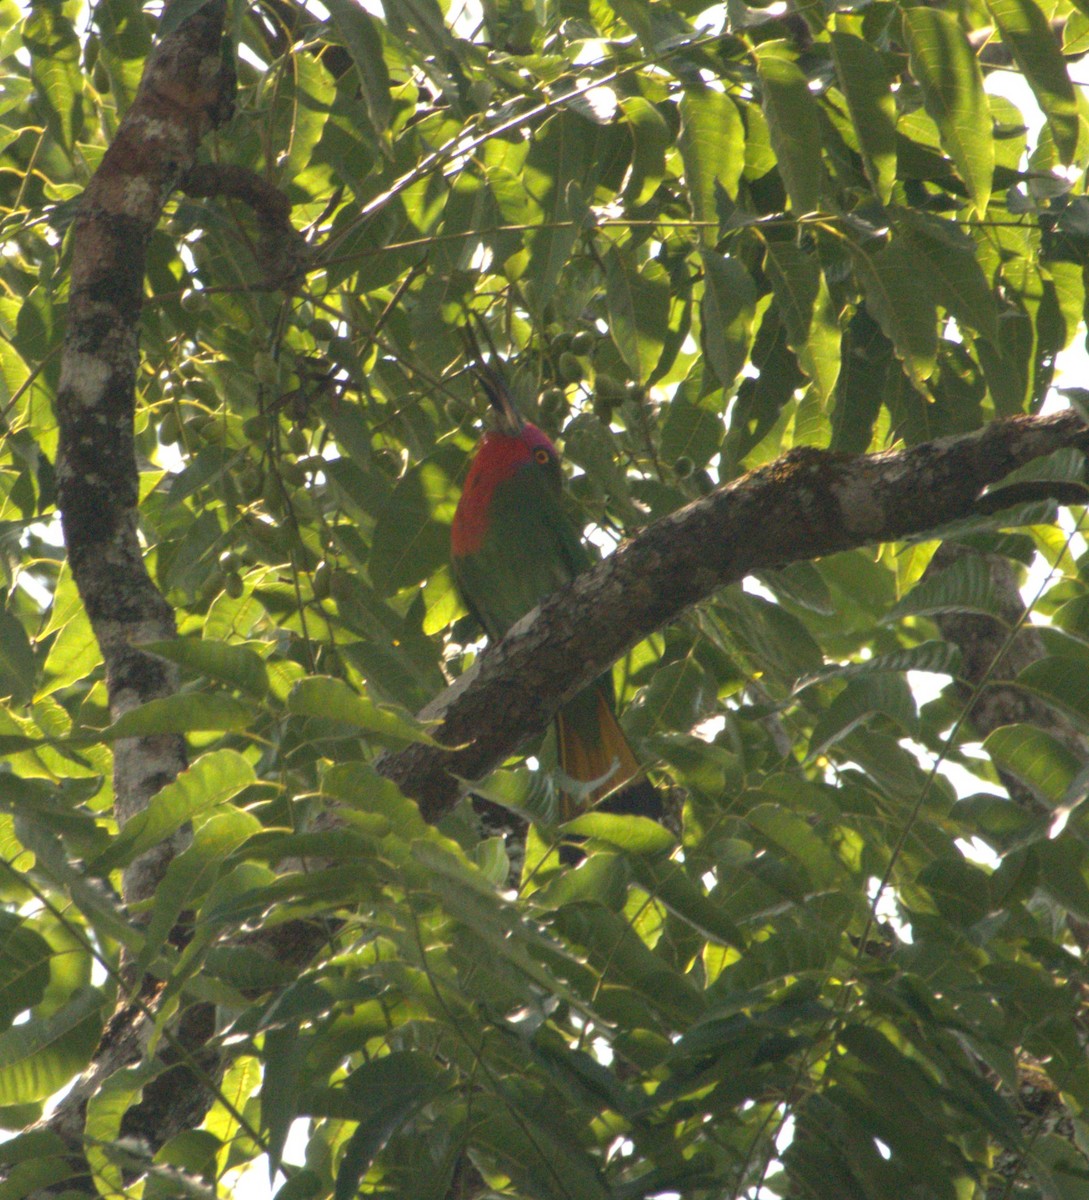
[[558, 352, 583, 384]]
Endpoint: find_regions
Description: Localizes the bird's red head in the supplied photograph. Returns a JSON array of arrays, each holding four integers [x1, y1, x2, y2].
[[451, 391, 562, 558]]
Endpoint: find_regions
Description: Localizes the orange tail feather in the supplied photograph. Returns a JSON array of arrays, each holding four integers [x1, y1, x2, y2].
[[554, 686, 647, 819]]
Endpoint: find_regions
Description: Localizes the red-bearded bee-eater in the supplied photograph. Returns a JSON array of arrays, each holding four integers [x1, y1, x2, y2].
[[450, 345, 660, 828]]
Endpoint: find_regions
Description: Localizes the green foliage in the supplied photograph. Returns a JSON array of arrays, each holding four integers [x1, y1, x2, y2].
[[0, 0, 1088, 1197]]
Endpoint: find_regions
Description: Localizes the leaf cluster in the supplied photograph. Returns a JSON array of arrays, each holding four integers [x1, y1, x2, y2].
[[1, 0, 1089, 1197]]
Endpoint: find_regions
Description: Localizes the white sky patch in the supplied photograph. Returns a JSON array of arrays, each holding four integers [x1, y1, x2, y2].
[[869, 874, 911, 942], [742, 575, 776, 603]]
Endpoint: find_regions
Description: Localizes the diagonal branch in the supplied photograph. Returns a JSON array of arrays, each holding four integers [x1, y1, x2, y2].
[[380, 412, 1089, 819]]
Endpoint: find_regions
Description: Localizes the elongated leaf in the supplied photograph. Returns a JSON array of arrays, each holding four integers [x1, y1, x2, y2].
[[830, 29, 897, 203], [140, 638, 269, 698], [986, 0, 1078, 163], [795, 640, 961, 694], [809, 673, 918, 759], [764, 241, 841, 400], [892, 210, 998, 342], [334, 1054, 445, 1200], [91, 749, 255, 874], [621, 95, 672, 206], [0, 607, 34, 704], [368, 447, 459, 595], [105, 692, 257, 738], [903, 7, 994, 213], [565, 812, 676, 856], [701, 251, 756, 390], [888, 553, 1008, 621], [0, 914, 51, 1030], [1016, 657, 1089, 729], [133, 809, 264, 982], [287, 675, 433, 745], [0, 988, 107, 1106], [660, 396, 723, 468], [628, 857, 744, 947], [984, 724, 1081, 804], [756, 41, 824, 214], [604, 247, 669, 382], [324, 0, 391, 132], [851, 236, 937, 386], [678, 87, 745, 240]]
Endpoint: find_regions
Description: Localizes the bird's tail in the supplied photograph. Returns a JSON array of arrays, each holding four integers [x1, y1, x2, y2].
[[555, 684, 661, 822]]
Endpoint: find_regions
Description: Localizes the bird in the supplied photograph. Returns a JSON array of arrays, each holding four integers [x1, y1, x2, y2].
[[450, 330, 660, 834]]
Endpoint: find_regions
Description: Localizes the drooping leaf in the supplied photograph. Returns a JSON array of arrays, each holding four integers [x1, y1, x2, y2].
[[985, 0, 1079, 164], [0, 988, 107, 1106], [903, 7, 994, 213], [755, 41, 824, 214], [90, 749, 255, 875], [286, 675, 434, 746], [829, 28, 897, 203], [604, 246, 670, 382], [678, 87, 745, 240], [700, 250, 757, 390]]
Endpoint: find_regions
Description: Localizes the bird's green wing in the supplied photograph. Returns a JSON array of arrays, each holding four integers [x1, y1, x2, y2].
[[453, 467, 591, 639]]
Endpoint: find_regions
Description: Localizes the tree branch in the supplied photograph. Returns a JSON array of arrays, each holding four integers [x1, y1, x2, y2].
[[380, 411, 1089, 819], [55, 0, 233, 905]]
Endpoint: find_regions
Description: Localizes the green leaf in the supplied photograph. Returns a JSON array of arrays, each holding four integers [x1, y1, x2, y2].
[[0, 987, 107, 1106], [755, 41, 824, 214], [604, 247, 670, 382], [903, 7, 994, 213], [628, 857, 744, 947], [333, 1054, 445, 1200], [105, 693, 257, 738], [763, 241, 841, 401], [1016, 657, 1089, 729], [678, 87, 745, 241], [324, 0, 391, 132], [795, 640, 961, 694], [984, 724, 1081, 805], [891, 210, 999, 342], [91, 749, 255, 875], [829, 29, 897, 203], [621, 95, 672, 207], [0, 914, 51, 1031], [133, 808, 264, 982], [851, 236, 937, 387], [0, 608, 35, 704], [85, 1061, 164, 1198], [700, 251, 757, 390], [888, 553, 1008, 621], [659, 395, 723, 469], [564, 812, 675, 856], [368, 447, 459, 596], [286, 675, 434, 746], [809, 673, 918, 759], [140, 638, 269, 698], [473, 1095, 609, 1200], [985, 0, 1078, 164], [1034, 838, 1089, 924]]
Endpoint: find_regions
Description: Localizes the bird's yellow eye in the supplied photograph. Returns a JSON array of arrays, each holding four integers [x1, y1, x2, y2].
[[534, 447, 550, 465]]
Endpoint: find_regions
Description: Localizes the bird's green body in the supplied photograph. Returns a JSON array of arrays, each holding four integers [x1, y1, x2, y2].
[[450, 354, 659, 825]]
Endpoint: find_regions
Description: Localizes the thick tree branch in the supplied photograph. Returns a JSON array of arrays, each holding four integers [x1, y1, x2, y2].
[[56, 0, 232, 905], [381, 411, 1089, 819]]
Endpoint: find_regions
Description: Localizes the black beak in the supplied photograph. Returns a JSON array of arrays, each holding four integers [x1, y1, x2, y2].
[[463, 317, 524, 435]]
